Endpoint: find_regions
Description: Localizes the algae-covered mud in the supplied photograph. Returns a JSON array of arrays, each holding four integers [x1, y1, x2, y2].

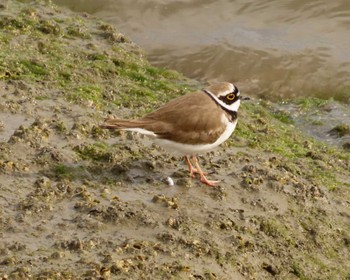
[[1, 1, 350, 279]]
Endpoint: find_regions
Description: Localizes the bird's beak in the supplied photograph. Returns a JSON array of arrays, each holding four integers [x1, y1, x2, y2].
[[239, 96, 250, 101]]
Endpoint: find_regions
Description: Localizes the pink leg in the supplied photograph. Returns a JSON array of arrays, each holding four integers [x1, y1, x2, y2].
[[191, 156, 220, 187], [184, 155, 198, 178]]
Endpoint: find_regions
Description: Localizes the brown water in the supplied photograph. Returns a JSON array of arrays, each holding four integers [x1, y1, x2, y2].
[[54, 0, 350, 101]]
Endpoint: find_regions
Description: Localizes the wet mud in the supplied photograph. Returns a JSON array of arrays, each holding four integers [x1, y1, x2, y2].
[[1, 1, 350, 279]]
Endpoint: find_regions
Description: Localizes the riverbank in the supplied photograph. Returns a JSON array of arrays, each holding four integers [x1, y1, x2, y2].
[[0, 1, 349, 279]]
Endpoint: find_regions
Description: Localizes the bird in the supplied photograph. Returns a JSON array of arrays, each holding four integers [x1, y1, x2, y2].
[[100, 82, 248, 186]]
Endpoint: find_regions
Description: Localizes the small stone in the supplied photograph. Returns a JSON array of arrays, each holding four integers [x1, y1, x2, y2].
[[50, 251, 64, 259], [166, 177, 174, 186], [102, 188, 111, 194], [34, 176, 51, 188]]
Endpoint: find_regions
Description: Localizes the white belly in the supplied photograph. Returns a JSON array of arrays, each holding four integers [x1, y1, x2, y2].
[[153, 120, 237, 155]]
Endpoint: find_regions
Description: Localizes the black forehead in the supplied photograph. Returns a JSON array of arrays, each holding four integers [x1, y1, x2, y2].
[[232, 85, 239, 95]]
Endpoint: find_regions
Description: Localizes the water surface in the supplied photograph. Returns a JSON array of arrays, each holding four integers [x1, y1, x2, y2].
[[54, 0, 350, 101]]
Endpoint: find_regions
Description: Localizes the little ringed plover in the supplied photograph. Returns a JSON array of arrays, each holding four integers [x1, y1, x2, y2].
[[101, 82, 248, 186]]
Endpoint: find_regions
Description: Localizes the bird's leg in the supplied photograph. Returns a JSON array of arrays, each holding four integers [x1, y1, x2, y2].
[[191, 156, 220, 187], [184, 155, 199, 178]]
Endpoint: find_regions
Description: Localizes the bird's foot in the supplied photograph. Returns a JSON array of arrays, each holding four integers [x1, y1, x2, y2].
[[189, 168, 208, 178], [185, 156, 206, 178], [188, 166, 199, 178], [187, 155, 219, 187], [199, 175, 220, 187]]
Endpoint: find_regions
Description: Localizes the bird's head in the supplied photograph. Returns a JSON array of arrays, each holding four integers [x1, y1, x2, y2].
[[204, 82, 249, 112]]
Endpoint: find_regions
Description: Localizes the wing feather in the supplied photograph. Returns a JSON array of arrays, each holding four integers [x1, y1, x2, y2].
[[101, 91, 227, 144], [141, 92, 226, 144]]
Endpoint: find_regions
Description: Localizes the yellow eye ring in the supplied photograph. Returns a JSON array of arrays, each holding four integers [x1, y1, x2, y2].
[[226, 93, 235, 100]]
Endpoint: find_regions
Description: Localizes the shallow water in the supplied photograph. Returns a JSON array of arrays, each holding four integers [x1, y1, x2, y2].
[[54, 0, 350, 101], [278, 100, 350, 148]]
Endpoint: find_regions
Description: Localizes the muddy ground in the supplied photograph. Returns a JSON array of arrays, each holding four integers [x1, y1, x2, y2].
[[1, 1, 350, 279]]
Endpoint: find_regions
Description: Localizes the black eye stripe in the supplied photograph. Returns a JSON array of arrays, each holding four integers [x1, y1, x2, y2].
[[202, 85, 240, 106], [202, 89, 238, 122], [218, 91, 240, 105]]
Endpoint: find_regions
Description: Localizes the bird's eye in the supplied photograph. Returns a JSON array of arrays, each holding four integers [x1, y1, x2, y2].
[[226, 93, 236, 100]]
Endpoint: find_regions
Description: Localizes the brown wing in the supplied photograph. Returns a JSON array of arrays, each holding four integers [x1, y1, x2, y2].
[[140, 91, 226, 144]]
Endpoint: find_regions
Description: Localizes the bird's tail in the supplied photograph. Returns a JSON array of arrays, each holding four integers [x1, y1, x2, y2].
[[100, 118, 145, 130], [100, 117, 157, 137]]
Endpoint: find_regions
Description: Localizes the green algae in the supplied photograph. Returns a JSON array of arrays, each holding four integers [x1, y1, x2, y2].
[[53, 163, 81, 180], [0, 0, 192, 112], [233, 101, 350, 191], [73, 142, 112, 162]]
